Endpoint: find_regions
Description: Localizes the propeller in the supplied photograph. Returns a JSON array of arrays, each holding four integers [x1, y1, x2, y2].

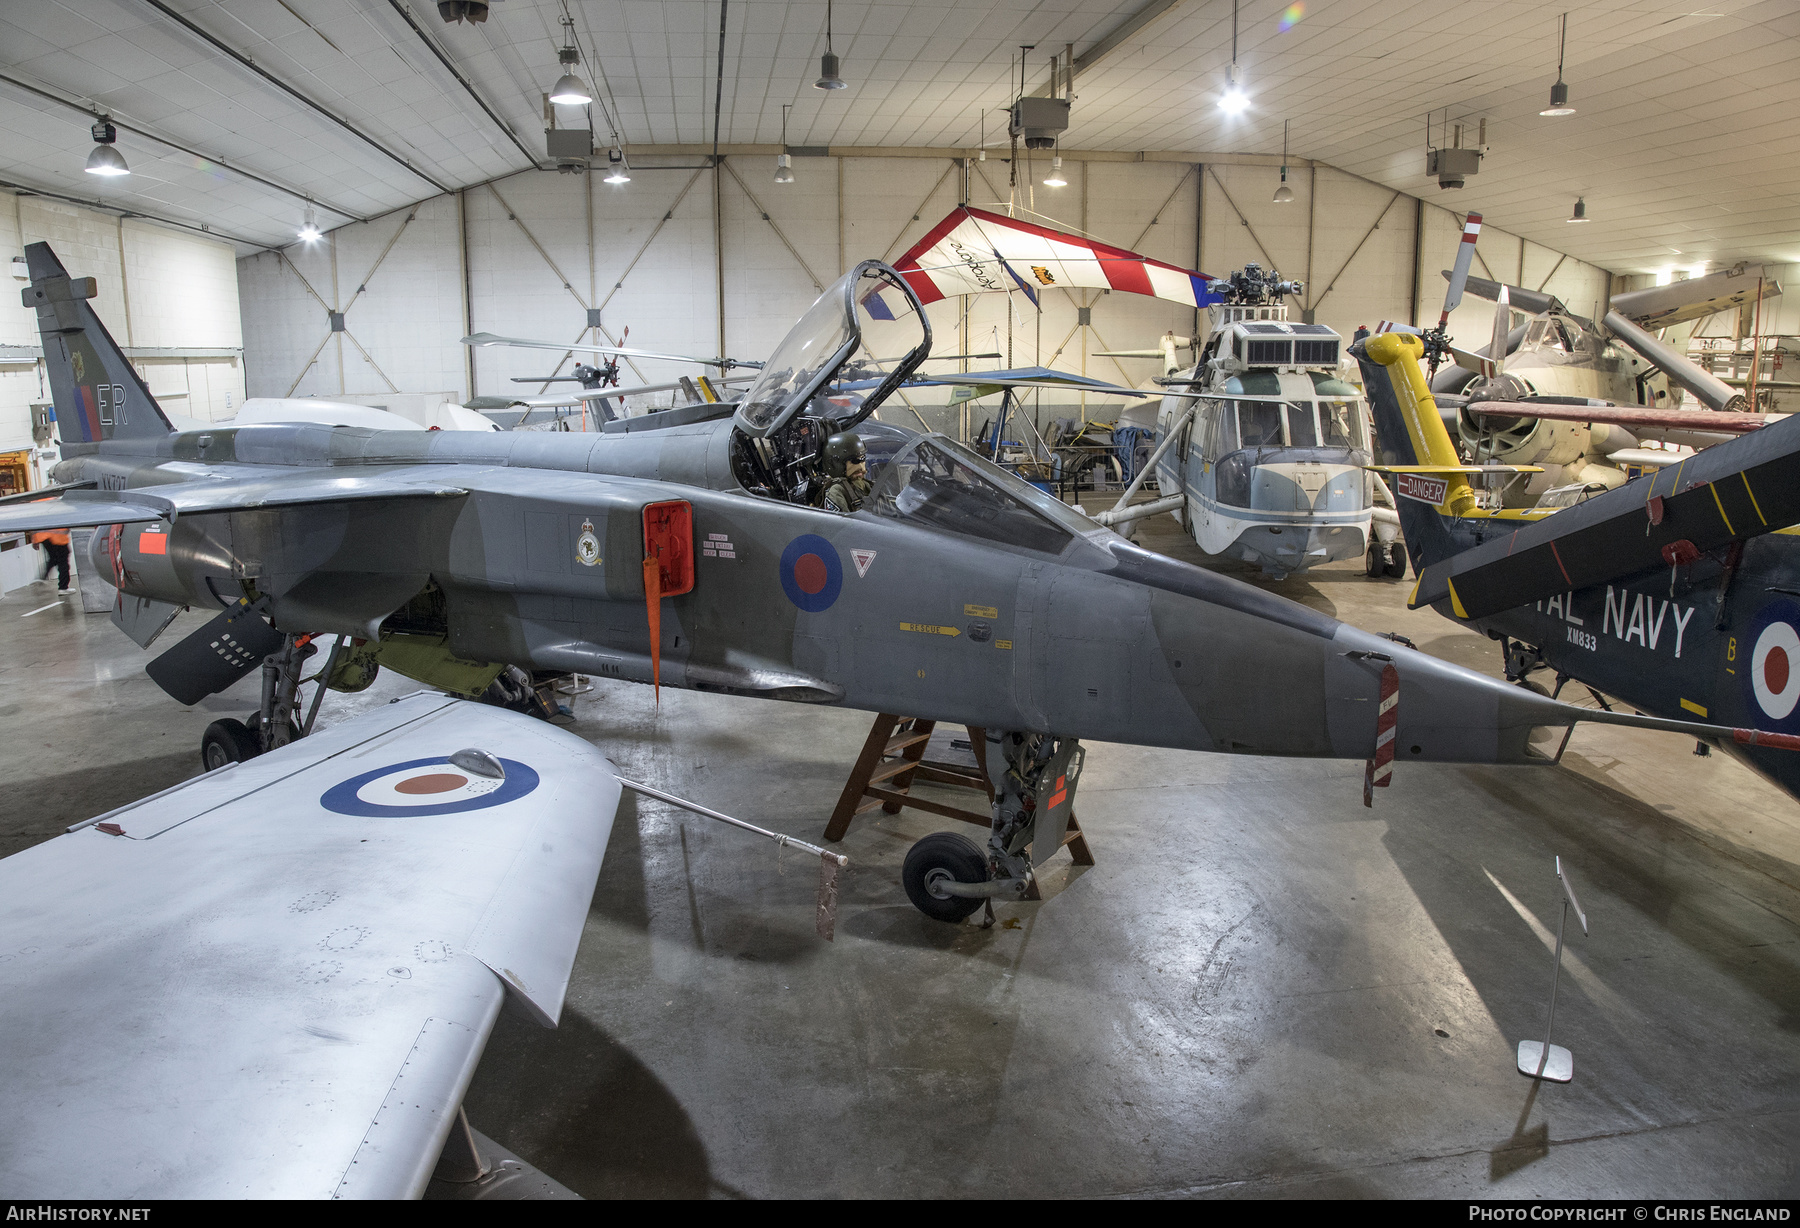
[[462, 332, 763, 371]]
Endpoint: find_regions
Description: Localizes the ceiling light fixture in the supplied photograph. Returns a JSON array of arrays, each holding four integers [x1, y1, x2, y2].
[[1273, 119, 1294, 201], [1043, 154, 1066, 187], [1219, 0, 1248, 115], [1567, 197, 1589, 223], [816, 0, 847, 90], [298, 207, 321, 242], [549, 16, 593, 106], [84, 117, 129, 177], [1540, 13, 1576, 116], [604, 147, 631, 184], [775, 105, 795, 183]]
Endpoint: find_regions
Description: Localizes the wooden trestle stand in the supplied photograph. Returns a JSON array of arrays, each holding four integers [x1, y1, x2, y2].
[[823, 713, 1094, 896]]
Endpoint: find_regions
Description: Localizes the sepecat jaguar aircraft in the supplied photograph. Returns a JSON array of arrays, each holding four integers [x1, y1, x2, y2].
[[8, 241, 1797, 918]]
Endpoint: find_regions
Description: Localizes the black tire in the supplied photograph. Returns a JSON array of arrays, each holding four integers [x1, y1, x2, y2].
[[902, 832, 990, 923], [201, 719, 259, 770], [1366, 543, 1386, 578], [1385, 542, 1409, 578]]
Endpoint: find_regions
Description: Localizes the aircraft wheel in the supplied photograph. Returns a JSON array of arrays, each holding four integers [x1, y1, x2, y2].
[[902, 832, 989, 923], [1365, 543, 1386, 578], [201, 719, 259, 770], [1385, 543, 1409, 579]]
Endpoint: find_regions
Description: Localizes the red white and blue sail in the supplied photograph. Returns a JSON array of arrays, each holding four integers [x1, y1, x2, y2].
[[877, 205, 1221, 315]]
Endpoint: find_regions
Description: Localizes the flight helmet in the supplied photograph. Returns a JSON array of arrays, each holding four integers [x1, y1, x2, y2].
[[822, 432, 866, 478]]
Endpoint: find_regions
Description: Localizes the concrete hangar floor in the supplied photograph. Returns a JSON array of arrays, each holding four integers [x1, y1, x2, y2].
[[2, 513, 1796, 1200]]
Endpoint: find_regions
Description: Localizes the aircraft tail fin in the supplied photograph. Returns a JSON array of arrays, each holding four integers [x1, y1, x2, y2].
[[23, 242, 174, 444], [1357, 333, 1473, 582]]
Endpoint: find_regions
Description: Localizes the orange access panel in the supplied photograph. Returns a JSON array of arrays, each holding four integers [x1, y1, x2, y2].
[[643, 501, 694, 597]]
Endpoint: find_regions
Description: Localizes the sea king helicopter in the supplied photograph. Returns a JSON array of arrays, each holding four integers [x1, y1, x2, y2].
[[1136, 263, 1383, 580], [11, 241, 1800, 923]]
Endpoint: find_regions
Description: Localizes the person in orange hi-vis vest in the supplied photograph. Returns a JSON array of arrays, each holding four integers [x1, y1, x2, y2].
[[29, 524, 71, 592]]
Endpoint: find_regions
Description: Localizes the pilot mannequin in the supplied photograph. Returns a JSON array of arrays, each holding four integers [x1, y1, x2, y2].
[[820, 432, 871, 513]]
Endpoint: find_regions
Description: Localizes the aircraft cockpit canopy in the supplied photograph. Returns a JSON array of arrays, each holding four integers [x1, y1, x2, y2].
[[867, 437, 1098, 556], [733, 261, 930, 439]]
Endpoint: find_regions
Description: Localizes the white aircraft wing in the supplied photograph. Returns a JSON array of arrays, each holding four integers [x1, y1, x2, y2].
[[0, 694, 620, 1198]]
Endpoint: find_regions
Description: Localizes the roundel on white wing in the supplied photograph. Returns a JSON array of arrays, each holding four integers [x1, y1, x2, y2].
[[1751, 621, 1800, 721]]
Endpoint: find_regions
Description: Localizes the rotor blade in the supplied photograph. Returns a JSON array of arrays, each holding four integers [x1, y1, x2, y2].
[[1464, 399, 1774, 435], [1438, 212, 1483, 327], [507, 374, 757, 409], [1443, 272, 1565, 318], [1487, 284, 1510, 379], [1601, 312, 1743, 412], [461, 333, 756, 369]]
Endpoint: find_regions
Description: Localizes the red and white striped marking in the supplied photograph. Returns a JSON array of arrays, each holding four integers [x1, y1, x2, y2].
[[1363, 663, 1400, 807]]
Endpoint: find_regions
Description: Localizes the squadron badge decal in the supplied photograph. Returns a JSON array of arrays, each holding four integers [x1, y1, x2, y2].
[[321, 756, 540, 817], [575, 519, 601, 567], [780, 534, 843, 612]]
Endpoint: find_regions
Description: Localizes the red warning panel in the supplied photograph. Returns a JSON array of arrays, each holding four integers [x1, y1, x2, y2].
[[643, 501, 694, 597], [138, 529, 168, 556]]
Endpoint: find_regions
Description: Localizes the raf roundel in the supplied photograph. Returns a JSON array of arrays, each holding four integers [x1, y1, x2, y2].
[[320, 756, 540, 817], [779, 533, 843, 612], [1752, 620, 1800, 721]]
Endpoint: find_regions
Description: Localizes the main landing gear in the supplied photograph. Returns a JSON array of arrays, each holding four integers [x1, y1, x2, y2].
[[1366, 540, 1408, 579], [200, 632, 334, 770], [901, 730, 1085, 925]]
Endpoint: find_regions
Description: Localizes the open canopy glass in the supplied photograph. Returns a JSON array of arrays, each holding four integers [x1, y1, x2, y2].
[[733, 261, 930, 438]]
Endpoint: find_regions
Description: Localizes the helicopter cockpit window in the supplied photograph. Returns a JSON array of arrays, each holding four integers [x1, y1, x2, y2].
[[1284, 402, 1319, 447], [868, 439, 1075, 556], [733, 262, 929, 439], [1237, 401, 1284, 447], [1319, 400, 1362, 448]]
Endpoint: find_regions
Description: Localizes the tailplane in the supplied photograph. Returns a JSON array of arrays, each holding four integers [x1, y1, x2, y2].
[[23, 242, 174, 444]]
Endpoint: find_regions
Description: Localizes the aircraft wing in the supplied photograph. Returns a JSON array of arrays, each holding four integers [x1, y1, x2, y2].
[[0, 472, 469, 533], [1609, 265, 1780, 329], [0, 694, 620, 1198], [1465, 399, 1778, 435], [1412, 412, 1800, 619]]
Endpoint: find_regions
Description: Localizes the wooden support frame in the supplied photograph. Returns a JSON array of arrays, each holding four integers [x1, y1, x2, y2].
[[824, 714, 1095, 891]]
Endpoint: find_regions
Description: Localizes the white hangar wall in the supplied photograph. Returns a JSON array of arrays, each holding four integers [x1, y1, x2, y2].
[[0, 189, 245, 468], [236, 153, 1611, 436]]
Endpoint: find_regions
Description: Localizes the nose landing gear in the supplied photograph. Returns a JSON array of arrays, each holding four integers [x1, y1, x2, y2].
[[901, 730, 1086, 924]]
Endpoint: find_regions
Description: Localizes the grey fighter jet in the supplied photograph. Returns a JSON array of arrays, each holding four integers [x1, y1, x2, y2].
[[6, 243, 1787, 919]]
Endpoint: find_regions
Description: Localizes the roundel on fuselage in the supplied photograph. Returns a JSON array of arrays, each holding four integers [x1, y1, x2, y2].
[[1752, 620, 1800, 721], [780, 534, 843, 612], [1743, 598, 1800, 728]]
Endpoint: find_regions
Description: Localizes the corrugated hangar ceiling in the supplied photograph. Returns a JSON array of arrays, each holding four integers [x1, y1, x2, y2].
[[0, 0, 1794, 272]]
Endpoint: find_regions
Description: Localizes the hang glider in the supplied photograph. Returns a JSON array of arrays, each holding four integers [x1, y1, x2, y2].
[[0, 695, 620, 1198], [887, 205, 1220, 310]]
